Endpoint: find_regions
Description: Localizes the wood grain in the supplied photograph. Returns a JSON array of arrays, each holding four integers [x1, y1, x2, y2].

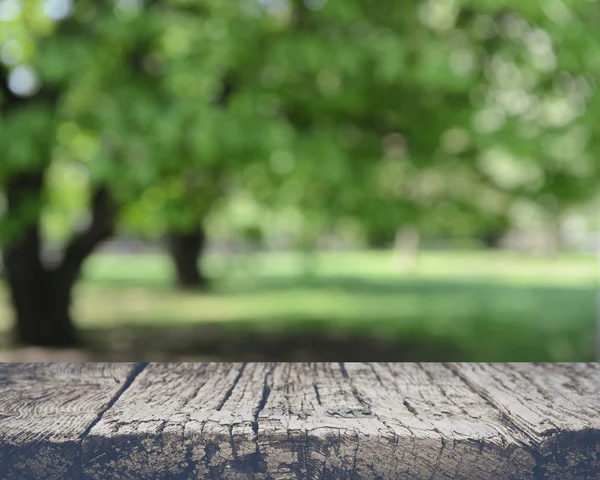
[[82, 362, 264, 479], [450, 363, 600, 478], [81, 362, 600, 479], [1, 363, 598, 479], [0, 362, 142, 480]]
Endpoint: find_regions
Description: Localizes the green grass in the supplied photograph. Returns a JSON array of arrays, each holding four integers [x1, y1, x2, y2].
[[0, 249, 597, 361]]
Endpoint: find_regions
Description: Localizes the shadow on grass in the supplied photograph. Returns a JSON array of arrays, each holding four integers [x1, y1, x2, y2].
[[87, 275, 595, 328], [85, 273, 597, 300], [68, 274, 597, 362], [219, 275, 596, 295], [75, 313, 594, 362], [1, 274, 595, 362]]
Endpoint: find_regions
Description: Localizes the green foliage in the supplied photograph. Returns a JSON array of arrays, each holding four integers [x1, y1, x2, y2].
[[1, 0, 599, 248]]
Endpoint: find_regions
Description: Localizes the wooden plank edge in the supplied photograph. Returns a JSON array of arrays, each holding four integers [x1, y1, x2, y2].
[[81, 418, 600, 479], [0, 362, 148, 480]]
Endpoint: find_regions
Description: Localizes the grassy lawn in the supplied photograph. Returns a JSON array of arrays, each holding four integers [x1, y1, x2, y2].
[[0, 249, 597, 361]]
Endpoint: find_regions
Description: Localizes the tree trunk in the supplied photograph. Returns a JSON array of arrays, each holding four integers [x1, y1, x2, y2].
[[2, 174, 78, 347], [2, 174, 116, 348], [482, 232, 503, 249], [367, 232, 393, 249], [6, 269, 78, 347], [167, 226, 209, 290]]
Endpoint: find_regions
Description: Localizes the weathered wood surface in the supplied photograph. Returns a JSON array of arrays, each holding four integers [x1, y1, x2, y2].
[[0, 363, 142, 479], [0, 363, 599, 479]]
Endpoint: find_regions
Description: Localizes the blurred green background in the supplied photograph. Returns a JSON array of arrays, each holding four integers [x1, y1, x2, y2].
[[0, 0, 598, 361]]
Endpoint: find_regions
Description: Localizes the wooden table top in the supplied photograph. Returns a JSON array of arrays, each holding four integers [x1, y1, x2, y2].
[[0, 362, 598, 479]]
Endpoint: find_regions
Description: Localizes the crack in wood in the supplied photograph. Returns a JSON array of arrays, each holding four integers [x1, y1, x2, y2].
[[402, 400, 419, 418], [78, 363, 149, 442], [217, 363, 247, 411], [76, 362, 148, 478], [313, 383, 322, 406]]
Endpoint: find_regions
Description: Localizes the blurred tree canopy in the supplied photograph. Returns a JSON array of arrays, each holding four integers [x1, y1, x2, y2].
[[0, 0, 599, 346]]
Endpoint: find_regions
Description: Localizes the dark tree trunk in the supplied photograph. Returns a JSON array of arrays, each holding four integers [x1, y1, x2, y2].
[[482, 231, 504, 249], [3, 237, 77, 347], [367, 232, 393, 249], [167, 226, 209, 290], [2, 174, 116, 347], [2, 173, 77, 346], [5, 267, 78, 347]]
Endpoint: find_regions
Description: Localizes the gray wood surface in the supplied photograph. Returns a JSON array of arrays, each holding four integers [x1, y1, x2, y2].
[[0, 362, 142, 480], [0, 363, 598, 479]]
